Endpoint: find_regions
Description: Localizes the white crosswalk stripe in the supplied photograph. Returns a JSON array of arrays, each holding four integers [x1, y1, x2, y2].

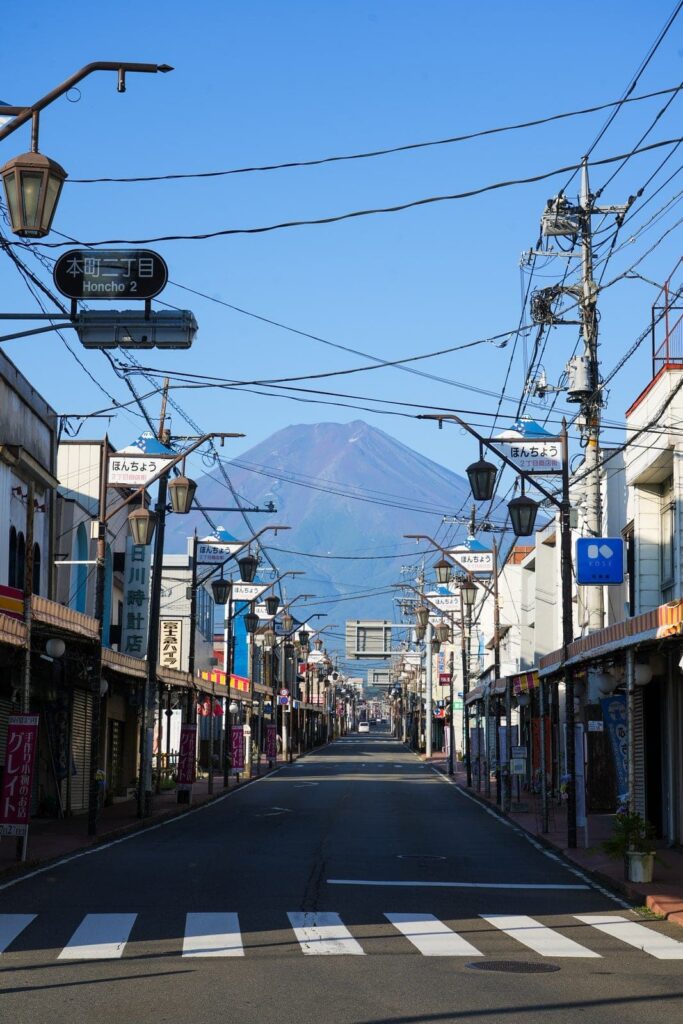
[[287, 912, 365, 955], [182, 913, 244, 957], [2, 910, 682, 960], [481, 914, 601, 957], [386, 913, 483, 956], [0, 914, 35, 953], [58, 913, 137, 960], [575, 914, 683, 960]]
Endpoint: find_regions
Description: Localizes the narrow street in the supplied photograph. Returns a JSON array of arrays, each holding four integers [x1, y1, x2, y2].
[[1, 733, 682, 1024]]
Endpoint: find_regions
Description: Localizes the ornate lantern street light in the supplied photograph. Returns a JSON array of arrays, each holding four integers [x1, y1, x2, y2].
[[238, 552, 258, 583], [280, 612, 294, 633], [461, 578, 477, 609], [211, 575, 231, 606], [466, 444, 498, 502], [415, 605, 430, 628], [168, 474, 197, 515], [508, 487, 539, 536], [265, 595, 279, 617], [435, 622, 450, 643], [128, 505, 157, 546], [0, 151, 67, 238], [434, 558, 452, 585], [243, 608, 259, 634]]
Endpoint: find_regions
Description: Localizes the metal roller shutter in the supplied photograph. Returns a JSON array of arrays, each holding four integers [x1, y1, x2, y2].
[[70, 688, 92, 812], [633, 687, 646, 817]]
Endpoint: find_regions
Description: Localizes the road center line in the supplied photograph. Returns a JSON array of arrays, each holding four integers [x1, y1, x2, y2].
[[326, 879, 589, 889]]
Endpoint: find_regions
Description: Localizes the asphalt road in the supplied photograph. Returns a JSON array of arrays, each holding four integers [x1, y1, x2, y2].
[[1, 730, 683, 1024]]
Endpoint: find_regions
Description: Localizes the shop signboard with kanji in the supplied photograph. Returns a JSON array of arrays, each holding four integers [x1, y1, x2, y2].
[[0, 715, 39, 837], [53, 249, 168, 300], [121, 537, 151, 659], [159, 619, 182, 670], [231, 726, 245, 773], [177, 724, 197, 790]]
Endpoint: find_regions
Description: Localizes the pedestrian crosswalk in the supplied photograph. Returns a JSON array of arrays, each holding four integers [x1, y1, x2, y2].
[[1, 911, 682, 961]]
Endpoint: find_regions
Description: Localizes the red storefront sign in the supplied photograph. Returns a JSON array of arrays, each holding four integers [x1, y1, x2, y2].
[[438, 672, 452, 685], [231, 725, 245, 773], [0, 715, 39, 837], [177, 724, 197, 789], [265, 723, 277, 761]]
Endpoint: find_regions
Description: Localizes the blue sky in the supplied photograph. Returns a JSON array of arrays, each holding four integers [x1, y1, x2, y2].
[[2, 0, 683, 489]]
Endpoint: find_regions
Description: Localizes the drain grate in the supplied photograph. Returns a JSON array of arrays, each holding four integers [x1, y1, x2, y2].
[[466, 960, 560, 974]]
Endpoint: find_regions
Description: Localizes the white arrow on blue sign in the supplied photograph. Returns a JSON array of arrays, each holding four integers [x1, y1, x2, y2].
[[575, 537, 624, 585]]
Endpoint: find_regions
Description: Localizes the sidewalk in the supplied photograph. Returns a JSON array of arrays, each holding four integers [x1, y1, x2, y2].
[[0, 758, 282, 880], [425, 751, 683, 928]]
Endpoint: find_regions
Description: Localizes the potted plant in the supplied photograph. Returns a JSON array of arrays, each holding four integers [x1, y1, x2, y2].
[[602, 811, 657, 883]]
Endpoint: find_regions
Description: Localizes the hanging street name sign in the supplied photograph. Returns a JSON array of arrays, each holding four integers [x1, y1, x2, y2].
[[424, 591, 460, 613], [197, 541, 243, 565], [449, 547, 494, 575], [500, 438, 563, 474], [108, 453, 174, 487], [494, 419, 563, 475], [53, 249, 168, 300], [232, 582, 269, 602]]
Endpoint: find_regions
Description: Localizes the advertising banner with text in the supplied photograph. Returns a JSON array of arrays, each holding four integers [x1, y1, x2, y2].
[[0, 715, 39, 837]]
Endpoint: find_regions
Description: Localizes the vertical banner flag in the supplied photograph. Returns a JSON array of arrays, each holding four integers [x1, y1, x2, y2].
[[177, 724, 197, 789], [231, 725, 245, 773], [0, 715, 39, 837], [265, 723, 277, 760], [600, 694, 628, 803]]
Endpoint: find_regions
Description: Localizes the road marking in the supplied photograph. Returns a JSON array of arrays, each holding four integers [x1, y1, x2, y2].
[[327, 879, 589, 890], [425, 762, 629, 908], [482, 914, 600, 958], [287, 912, 365, 955], [385, 913, 482, 957], [182, 913, 244, 957], [0, 914, 35, 952], [575, 915, 683, 959], [58, 913, 137, 959]]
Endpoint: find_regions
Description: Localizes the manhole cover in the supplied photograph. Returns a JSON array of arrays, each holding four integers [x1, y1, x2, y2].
[[466, 960, 560, 974]]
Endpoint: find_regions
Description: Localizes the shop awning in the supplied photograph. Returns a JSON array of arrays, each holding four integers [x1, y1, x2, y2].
[[510, 670, 539, 695], [539, 599, 683, 677]]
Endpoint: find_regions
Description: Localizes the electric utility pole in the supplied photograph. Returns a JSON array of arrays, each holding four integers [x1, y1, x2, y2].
[[538, 159, 631, 635]]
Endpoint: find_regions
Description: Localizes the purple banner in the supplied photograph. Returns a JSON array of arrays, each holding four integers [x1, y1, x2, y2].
[[265, 723, 277, 761], [231, 725, 245, 773]]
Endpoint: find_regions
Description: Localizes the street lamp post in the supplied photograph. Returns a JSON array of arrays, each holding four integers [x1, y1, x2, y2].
[[0, 62, 172, 238], [418, 413, 576, 847]]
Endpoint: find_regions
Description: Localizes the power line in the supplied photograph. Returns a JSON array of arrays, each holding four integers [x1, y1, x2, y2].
[[66, 84, 683, 184], [22, 136, 683, 248]]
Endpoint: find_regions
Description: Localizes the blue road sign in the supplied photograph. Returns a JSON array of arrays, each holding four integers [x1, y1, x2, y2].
[[576, 537, 624, 585]]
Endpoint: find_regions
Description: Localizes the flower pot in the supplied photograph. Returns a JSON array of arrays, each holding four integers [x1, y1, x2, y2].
[[626, 850, 655, 883]]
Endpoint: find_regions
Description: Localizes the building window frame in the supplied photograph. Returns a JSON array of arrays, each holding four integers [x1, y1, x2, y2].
[[660, 475, 675, 601]]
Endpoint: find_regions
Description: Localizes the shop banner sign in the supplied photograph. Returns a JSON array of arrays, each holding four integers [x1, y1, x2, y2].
[[0, 715, 39, 837], [600, 694, 628, 803], [177, 724, 197, 789], [159, 618, 182, 670], [231, 726, 245, 773], [265, 723, 277, 760], [121, 537, 151, 659]]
